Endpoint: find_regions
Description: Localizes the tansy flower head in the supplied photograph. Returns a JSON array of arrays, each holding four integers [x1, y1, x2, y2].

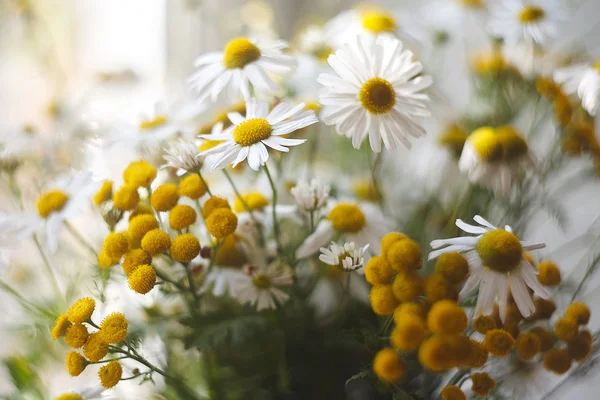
[[206, 208, 238, 239], [352, 179, 381, 203], [170, 233, 201, 262], [102, 232, 129, 260], [435, 252, 469, 284], [113, 185, 140, 211], [440, 385, 466, 400], [178, 174, 208, 200], [123, 160, 157, 188], [427, 300, 468, 335], [327, 203, 366, 234], [202, 196, 231, 218], [122, 249, 152, 276], [141, 229, 171, 255], [473, 314, 497, 334], [565, 302, 591, 325], [465, 339, 489, 368], [394, 303, 425, 324], [128, 264, 156, 294], [364, 255, 395, 285], [83, 332, 109, 362], [169, 204, 197, 231], [537, 260, 561, 286], [516, 332, 541, 360], [381, 232, 408, 256], [373, 348, 405, 383], [390, 315, 426, 351], [37, 190, 69, 218], [98, 251, 118, 269], [67, 297, 96, 324], [543, 348, 572, 374], [65, 324, 89, 348], [531, 297, 556, 320], [470, 372, 496, 397], [213, 234, 247, 267], [484, 329, 515, 356], [554, 317, 578, 341], [128, 214, 159, 241], [151, 183, 179, 212], [386, 239, 422, 272], [424, 273, 457, 303], [98, 360, 122, 388], [530, 326, 554, 352], [391, 272, 423, 302], [234, 192, 269, 213], [99, 312, 128, 344], [65, 351, 87, 376], [418, 335, 455, 371], [567, 330, 593, 361], [51, 314, 71, 340], [129, 204, 153, 220], [369, 285, 398, 316], [93, 180, 112, 206]]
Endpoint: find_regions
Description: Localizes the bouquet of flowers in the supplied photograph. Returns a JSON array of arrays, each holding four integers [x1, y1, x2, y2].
[[1, 0, 599, 399]]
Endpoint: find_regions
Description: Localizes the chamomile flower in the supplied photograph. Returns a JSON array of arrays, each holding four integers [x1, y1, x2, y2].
[[295, 202, 389, 260], [488, 0, 565, 45], [188, 37, 295, 102], [162, 139, 202, 176], [554, 61, 600, 116], [419, 0, 487, 46], [295, 25, 333, 61], [290, 179, 330, 213], [36, 172, 99, 253], [200, 99, 318, 171], [0, 124, 39, 170], [318, 35, 432, 152], [231, 262, 293, 311], [319, 242, 369, 272], [428, 215, 549, 321]]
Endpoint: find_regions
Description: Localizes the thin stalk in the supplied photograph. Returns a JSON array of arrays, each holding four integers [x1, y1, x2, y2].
[[184, 262, 199, 304], [197, 170, 212, 196], [221, 169, 264, 242], [64, 220, 98, 258], [263, 164, 282, 253], [32, 233, 63, 301], [0, 281, 52, 318]]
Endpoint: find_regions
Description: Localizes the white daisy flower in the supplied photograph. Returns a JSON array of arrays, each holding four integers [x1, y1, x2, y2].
[[428, 215, 549, 321], [290, 179, 330, 213], [199, 99, 318, 171], [36, 171, 99, 253], [319, 242, 369, 272], [162, 139, 202, 176], [488, 0, 565, 45], [419, 0, 487, 46], [188, 37, 295, 102], [318, 35, 432, 152], [295, 201, 389, 261], [0, 124, 40, 170], [458, 126, 535, 196], [554, 61, 600, 116], [296, 25, 332, 59], [231, 262, 293, 311]]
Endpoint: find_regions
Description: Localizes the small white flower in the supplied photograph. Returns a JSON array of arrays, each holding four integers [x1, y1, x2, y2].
[[0, 124, 40, 169], [200, 99, 318, 171], [163, 139, 202, 175], [231, 262, 293, 311], [296, 25, 331, 56], [290, 179, 330, 213], [488, 0, 565, 45], [554, 61, 600, 116], [319, 242, 369, 271], [428, 215, 549, 321], [318, 35, 432, 152], [188, 37, 295, 102]]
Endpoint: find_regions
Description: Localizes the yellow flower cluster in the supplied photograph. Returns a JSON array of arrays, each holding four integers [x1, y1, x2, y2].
[[50, 298, 128, 388]]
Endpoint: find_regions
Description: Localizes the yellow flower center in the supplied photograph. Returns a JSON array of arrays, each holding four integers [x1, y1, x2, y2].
[[234, 192, 269, 213], [252, 273, 272, 289], [461, 0, 484, 8], [594, 60, 600, 73], [468, 127, 503, 162], [37, 190, 69, 218], [328, 203, 366, 233], [199, 139, 225, 152], [359, 77, 396, 114], [496, 126, 529, 161], [233, 118, 272, 146], [23, 124, 36, 134], [476, 229, 523, 273], [223, 37, 261, 69], [55, 394, 84, 400], [519, 6, 545, 24], [361, 12, 396, 34], [139, 115, 168, 130]]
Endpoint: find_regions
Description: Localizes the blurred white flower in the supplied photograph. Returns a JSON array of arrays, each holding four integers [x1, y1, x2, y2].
[[319, 241, 369, 271], [54, 384, 111, 399], [0, 124, 40, 170], [488, 0, 565, 45], [554, 62, 600, 116], [290, 179, 330, 213], [200, 99, 317, 171], [163, 139, 202, 175], [318, 35, 431, 152], [188, 37, 295, 102], [428, 215, 548, 321], [231, 262, 293, 311]]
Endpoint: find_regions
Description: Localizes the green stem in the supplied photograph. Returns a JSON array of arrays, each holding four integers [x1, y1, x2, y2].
[[154, 268, 187, 292], [263, 164, 282, 254], [197, 170, 212, 196], [32, 233, 63, 301], [64, 220, 98, 258], [221, 169, 264, 241], [184, 262, 199, 305], [0, 281, 53, 318]]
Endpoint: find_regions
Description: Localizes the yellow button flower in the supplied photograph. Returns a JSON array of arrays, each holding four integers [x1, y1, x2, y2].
[[390, 315, 425, 351], [170, 234, 201, 262], [470, 372, 496, 397], [178, 174, 208, 200], [67, 297, 96, 324], [93, 180, 113, 206], [82, 332, 109, 362], [128, 214, 159, 241], [435, 252, 469, 284], [369, 285, 398, 316], [98, 360, 123, 388], [427, 300, 467, 335], [391, 272, 423, 302], [102, 232, 129, 260], [537, 260, 561, 286], [386, 239, 422, 272], [206, 208, 238, 239], [51, 314, 71, 340], [543, 348, 572, 375], [65, 351, 87, 377], [169, 204, 197, 231], [65, 323, 89, 348], [373, 348, 404, 383], [484, 329, 515, 357], [128, 264, 156, 294], [380, 232, 408, 256], [364, 255, 395, 285], [151, 183, 179, 212], [123, 160, 157, 188], [440, 385, 466, 400], [99, 312, 128, 344], [113, 185, 140, 211], [516, 332, 541, 360], [141, 229, 171, 255], [565, 302, 591, 325], [202, 196, 231, 218], [122, 249, 152, 276]]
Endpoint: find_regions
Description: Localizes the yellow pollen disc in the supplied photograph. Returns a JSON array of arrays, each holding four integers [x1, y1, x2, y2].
[[233, 118, 272, 147], [199, 139, 225, 152], [468, 127, 503, 162], [37, 190, 69, 218], [328, 203, 366, 233], [359, 77, 396, 114], [55, 394, 84, 400], [252, 274, 272, 289], [139, 115, 168, 130], [476, 229, 523, 273], [361, 12, 396, 33], [594, 61, 600, 73], [496, 126, 529, 161], [461, 0, 484, 8], [223, 37, 261, 69], [23, 124, 36, 134], [519, 6, 545, 23]]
